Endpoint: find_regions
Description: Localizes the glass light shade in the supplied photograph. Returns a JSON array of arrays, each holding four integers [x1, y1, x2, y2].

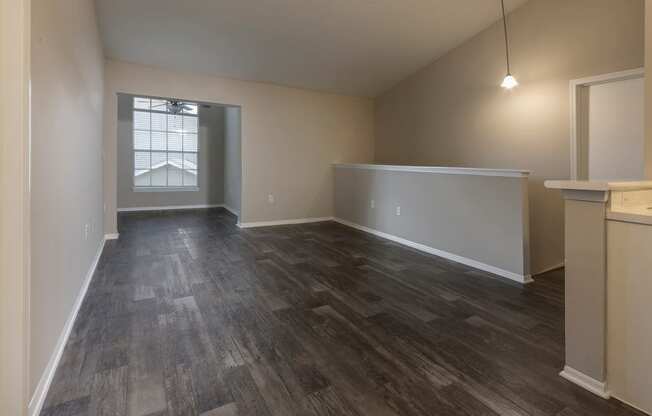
[[501, 74, 518, 89]]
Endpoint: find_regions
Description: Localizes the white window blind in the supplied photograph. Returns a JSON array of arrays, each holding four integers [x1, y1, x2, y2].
[[132, 97, 199, 189]]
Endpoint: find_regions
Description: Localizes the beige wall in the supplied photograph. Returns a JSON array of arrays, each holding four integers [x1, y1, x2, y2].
[[375, 0, 644, 273], [104, 60, 374, 232], [30, 0, 105, 398], [117, 94, 227, 209], [646, 0, 652, 179]]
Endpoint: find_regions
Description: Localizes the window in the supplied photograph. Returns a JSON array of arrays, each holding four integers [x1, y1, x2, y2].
[[132, 97, 199, 189]]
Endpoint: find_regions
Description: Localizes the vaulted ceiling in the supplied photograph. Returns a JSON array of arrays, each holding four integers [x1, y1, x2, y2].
[[95, 0, 528, 97]]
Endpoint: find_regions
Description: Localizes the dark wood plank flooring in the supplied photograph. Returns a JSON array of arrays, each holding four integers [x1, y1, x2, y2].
[[41, 208, 645, 416]]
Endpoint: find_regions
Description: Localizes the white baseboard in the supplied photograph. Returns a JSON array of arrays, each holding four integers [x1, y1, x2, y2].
[[222, 204, 240, 218], [28, 236, 107, 416], [333, 217, 533, 284], [559, 366, 611, 399], [238, 217, 334, 229], [104, 233, 119, 240], [117, 203, 224, 213], [534, 262, 565, 276], [611, 394, 651, 415]]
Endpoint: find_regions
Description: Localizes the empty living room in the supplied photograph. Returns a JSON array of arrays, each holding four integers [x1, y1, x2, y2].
[[3, 0, 652, 415]]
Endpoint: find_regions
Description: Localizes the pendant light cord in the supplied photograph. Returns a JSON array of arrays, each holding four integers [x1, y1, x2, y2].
[[501, 0, 511, 75]]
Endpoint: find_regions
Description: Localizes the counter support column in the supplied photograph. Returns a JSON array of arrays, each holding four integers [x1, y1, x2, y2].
[[557, 189, 610, 398]]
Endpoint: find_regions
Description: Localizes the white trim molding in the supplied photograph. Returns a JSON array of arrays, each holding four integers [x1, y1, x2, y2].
[[559, 366, 611, 399], [28, 236, 107, 416], [222, 205, 240, 218], [238, 217, 333, 229], [0, 0, 31, 413], [333, 218, 533, 284], [117, 203, 224, 213], [569, 68, 644, 180], [132, 186, 200, 193], [534, 262, 565, 276], [610, 395, 652, 416], [236, 217, 532, 284], [333, 163, 530, 178], [104, 233, 120, 240]]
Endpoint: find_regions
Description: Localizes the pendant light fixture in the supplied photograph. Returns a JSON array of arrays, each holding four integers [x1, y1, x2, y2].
[[500, 0, 518, 89]]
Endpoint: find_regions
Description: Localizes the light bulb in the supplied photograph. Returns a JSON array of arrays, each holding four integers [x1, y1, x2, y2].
[[501, 74, 518, 89]]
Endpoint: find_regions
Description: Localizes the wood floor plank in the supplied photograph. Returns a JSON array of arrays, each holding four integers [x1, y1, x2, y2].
[[89, 366, 128, 416], [127, 300, 167, 416], [305, 387, 361, 416], [224, 366, 273, 416], [41, 396, 91, 416], [39, 208, 645, 416], [201, 402, 239, 416]]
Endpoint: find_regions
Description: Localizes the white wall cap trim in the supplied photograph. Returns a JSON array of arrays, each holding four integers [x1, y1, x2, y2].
[[333, 163, 530, 178]]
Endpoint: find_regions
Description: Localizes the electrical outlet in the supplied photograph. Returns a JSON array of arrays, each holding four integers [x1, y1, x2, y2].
[[370, 199, 375, 209], [268, 194, 275, 204], [84, 223, 89, 240], [396, 206, 401, 216]]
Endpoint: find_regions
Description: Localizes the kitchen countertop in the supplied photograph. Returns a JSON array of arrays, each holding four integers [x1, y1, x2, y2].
[[544, 180, 652, 192], [608, 206, 652, 226], [545, 180, 652, 225]]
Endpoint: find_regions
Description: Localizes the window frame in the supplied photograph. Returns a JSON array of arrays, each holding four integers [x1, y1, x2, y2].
[[131, 96, 200, 192]]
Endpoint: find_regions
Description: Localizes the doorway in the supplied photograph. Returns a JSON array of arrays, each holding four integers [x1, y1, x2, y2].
[[570, 68, 645, 181], [115, 94, 242, 220]]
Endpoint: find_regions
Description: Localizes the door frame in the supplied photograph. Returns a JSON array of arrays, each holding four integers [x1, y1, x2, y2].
[[569, 67, 644, 180], [0, 0, 31, 415]]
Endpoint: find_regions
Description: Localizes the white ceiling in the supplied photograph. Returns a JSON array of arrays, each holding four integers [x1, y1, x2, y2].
[[95, 0, 528, 97]]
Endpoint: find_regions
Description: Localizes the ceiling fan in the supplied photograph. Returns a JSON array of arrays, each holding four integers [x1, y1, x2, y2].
[[151, 99, 195, 114]]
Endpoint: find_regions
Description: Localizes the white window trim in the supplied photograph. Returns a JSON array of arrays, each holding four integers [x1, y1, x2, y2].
[[132, 186, 200, 193], [132, 97, 200, 190]]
